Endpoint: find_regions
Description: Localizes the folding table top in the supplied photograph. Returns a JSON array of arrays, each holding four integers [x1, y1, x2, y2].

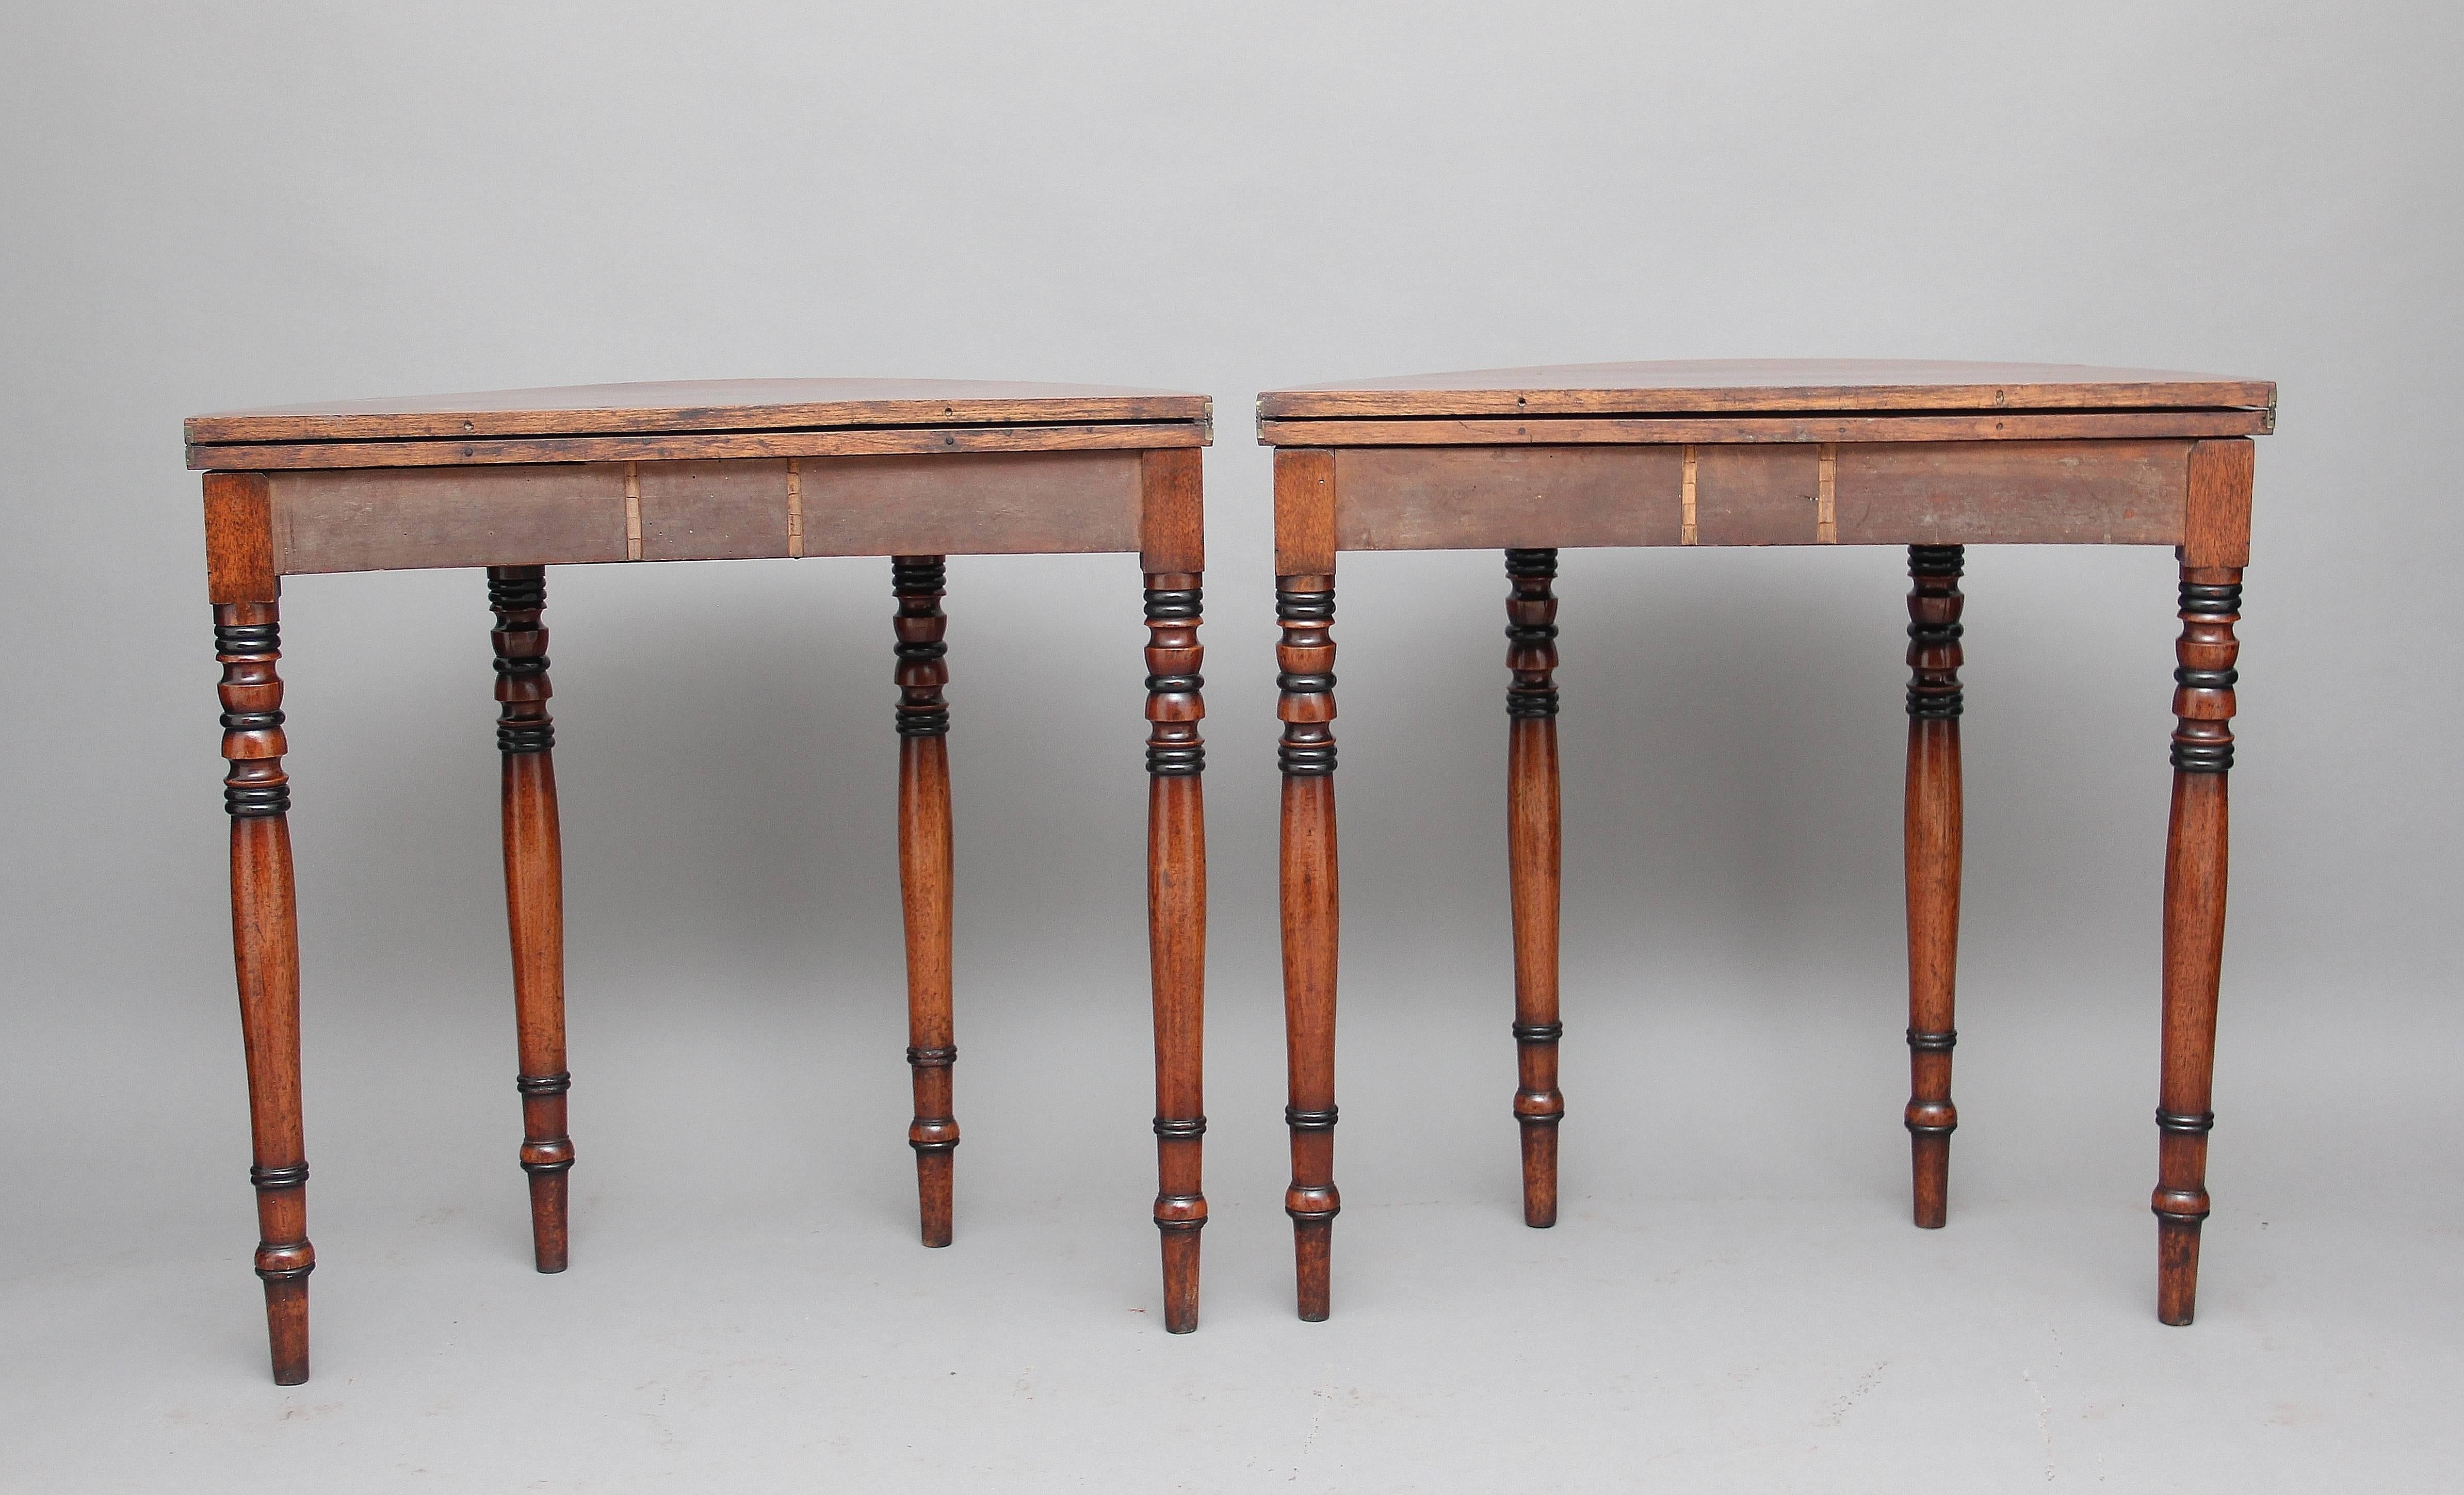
[[187, 378, 1212, 469], [1257, 361, 2274, 445], [1259, 360, 2274, 418]]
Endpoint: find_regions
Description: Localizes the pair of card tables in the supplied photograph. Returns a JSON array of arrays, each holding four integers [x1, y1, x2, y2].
[[188, 361, 2273, 1382]]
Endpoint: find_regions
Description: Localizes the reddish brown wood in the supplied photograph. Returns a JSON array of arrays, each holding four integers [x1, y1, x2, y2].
[[487, 567, 574, 1272], [2156, 563, 2241, 1324], [1692, 444, 1823, 545], [203, 472, 277, 603], [1902, 546, 1966, 1229], [1333, 446, 1684, 551], [803, 451, 1143, 559], [1502, 549, 1566, 1228], [636, 460, 793, 561], [189, 377, 1211, 445], [1258, 361, 2276, 420], [1835, 441, 2188, 545], [270, 465, 630, 575], [1258, 411, 2267, 447], [217, 597, 312, 1384], [1144, 572, 1208, 1332], [190, 381, 1218, 1371], [893, 557, 959, 1248], [2183, 438, 2255, 568], [1139, 448, 1206, 574], [191, 421, 1205, 472], [268, 452, 1147, 575], [1276, 573, 1341, 1320], [1250, 363, 2272, 1328], [1273, 449, 1337, 576], [1318, 440, 2188, 555]]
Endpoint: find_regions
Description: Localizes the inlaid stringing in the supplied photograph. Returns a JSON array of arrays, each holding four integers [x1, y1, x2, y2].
[[1681, 445, 1699, 545], [622, 463, 643, 561]]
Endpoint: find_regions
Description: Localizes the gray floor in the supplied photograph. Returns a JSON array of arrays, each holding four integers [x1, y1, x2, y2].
[[7, 950, 2456, 1492]]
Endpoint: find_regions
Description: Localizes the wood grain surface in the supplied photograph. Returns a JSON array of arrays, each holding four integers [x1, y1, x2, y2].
[[190, 377, 1210, 444], [1694, 444, 1823, 545], [1259, 360, 2274, 420], [2155, 564, 2242, 1324], [1333, 446, 1684, 550], [1831, 441, 2187, 544], [486, 568, 574, 1275], [216, 600, 312, 1383], [1502, 549, 1565, 1230], [271, 465, 631, 574], [1324, 440, 2190, 551], [204, 472, 277, 604], [192, 419, 1207, 472], [891, 558, 960, 1250], [801, 451, 1142, 557], [1139, 448, 1206, 575], [2183, 438, 2255, 568], [267, 450, 1146, 573], [1258, 410, 2267, 447], [636, 460, 792, 561], [1143, 571, 1209, 1333]]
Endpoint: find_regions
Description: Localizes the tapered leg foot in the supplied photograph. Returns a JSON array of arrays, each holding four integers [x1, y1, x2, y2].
[[1909, 1132, 1950, 1230], [2156, 1213, 2206, 1325], [525, 1170, 570, 1273], [893, 558, 960, 1247], [1292, 1215, 1334, 1322], [262, 1276, 310, 1385], [912, 1149, 954, 1249], [253, 1163, 315, 1385], [1518, 1124, 1560, 1229], [1157, 1225, 1202, 1334], [1903, 545, 1965, 1230]]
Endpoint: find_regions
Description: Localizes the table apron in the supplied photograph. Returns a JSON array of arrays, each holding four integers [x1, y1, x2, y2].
[[265, 450, 1147, 574], [1326, 439, 2194, 551]]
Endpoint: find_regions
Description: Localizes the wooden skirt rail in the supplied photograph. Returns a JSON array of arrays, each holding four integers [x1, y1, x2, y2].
[[1316, 439, 2199, 552], [220, 450, 1158, 578]]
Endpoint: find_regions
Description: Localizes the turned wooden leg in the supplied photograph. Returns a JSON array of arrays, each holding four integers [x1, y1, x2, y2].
[[893, 556, 959, 1247], [488, 567, 574, 1272], [217, 599, 314, 1384], [1503, 549, 1565, 1228], [2155, 563, 2240, 1323], [1144, 574, 1208, 1331], [1277, 574, 1340, 1320], [1903, 545, 1965, 1228]]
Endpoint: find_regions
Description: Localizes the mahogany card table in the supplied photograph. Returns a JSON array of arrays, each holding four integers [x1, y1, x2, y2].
[[1256, 360, 2275, 1325], [188, 379, 1214, 1383]]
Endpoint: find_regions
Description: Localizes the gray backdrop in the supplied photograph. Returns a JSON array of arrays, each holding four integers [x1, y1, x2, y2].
[[4, 3, 2458, 1490]]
